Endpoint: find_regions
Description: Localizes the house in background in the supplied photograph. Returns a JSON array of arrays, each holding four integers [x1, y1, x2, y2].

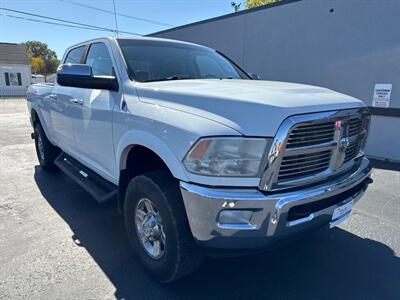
[[0, 42, 31, 97]]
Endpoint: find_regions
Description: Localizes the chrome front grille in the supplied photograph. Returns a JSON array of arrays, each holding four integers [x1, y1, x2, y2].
[[344, 141, 361, 163], [278, 150, 332, 180], [286, 122, 335, 149], [259, 108, 370, 191], [279, 120, 337, 181], [348, 118, 363, 136], [344, 117, 364, 163]]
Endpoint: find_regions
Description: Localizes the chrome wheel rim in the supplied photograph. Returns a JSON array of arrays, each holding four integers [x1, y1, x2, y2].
[[135, 198, 166, 259], [37, 133, 45, 161]]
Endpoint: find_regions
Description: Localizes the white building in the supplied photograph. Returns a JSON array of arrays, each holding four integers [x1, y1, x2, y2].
[[0, 42, 31, 97]]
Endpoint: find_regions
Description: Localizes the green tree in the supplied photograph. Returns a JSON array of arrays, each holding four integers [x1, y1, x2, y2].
[[23, 41, 60, 75], [30, 56, 44, 74], [245, 0, 280, 9]]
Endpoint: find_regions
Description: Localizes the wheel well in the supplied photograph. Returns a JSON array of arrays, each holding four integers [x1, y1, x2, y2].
[[118, 145, 171, 213], [31, 109, 40, 126]]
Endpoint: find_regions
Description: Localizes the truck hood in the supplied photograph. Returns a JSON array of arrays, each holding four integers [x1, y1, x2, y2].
[[135, 79, 365, 136]]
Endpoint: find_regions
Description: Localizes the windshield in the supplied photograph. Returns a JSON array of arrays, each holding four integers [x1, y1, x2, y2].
[[117, 39, 250, 82]]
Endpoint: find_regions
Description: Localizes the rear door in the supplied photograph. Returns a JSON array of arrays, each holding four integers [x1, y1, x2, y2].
[[72, 41, 120, 181], [50, 45, 86, 152]]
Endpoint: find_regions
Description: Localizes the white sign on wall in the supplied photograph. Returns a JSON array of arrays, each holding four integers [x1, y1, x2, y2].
[[372, 84, 392, 108]]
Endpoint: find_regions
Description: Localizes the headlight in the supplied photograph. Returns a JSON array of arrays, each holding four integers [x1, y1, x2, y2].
[[183, 137, 270, 177]]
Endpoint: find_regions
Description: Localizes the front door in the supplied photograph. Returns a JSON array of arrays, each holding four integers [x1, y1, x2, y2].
[[72, 41, 119, 180]]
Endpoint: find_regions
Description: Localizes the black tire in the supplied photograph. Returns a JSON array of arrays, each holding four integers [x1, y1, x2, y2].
[[124, 170, 203, 283], [34, 123, 59, 171]]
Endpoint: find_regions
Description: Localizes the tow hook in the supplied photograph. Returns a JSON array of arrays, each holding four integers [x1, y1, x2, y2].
[[31, 132, 36, 139]]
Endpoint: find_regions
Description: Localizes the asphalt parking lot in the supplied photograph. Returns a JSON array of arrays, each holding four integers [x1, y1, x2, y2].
[[0, 100, 399, 300]]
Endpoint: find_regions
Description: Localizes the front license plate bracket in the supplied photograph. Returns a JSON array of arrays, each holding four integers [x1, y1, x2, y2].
[[330, 200, 353, 228]]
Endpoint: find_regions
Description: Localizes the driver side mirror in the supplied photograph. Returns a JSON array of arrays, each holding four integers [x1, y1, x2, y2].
[[57, 64, 118, 91]]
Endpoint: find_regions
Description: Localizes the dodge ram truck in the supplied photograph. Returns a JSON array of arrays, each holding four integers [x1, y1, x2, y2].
[[27, 37, 373, 282]]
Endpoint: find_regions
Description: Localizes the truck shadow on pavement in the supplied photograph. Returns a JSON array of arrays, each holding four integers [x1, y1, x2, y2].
[[34, 166, 400, 300]]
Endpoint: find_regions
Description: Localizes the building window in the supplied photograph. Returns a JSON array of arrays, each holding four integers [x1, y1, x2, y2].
[[5, 72, 22, 86]]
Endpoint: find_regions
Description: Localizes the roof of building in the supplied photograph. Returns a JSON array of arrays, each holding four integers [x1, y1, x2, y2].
[[0, 42, 30, 65], [149, 0, 300, 36]]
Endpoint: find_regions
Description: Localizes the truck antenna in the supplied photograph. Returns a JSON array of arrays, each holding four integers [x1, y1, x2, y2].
[[112, 0, 119, 37]]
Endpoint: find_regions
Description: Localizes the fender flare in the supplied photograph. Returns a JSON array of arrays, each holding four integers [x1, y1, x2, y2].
[[117, 129, 189, 182], [30, 104, 52, 141]]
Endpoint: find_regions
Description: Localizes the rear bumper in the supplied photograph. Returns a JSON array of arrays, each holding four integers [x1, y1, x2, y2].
[[180, 157, 372, 252]]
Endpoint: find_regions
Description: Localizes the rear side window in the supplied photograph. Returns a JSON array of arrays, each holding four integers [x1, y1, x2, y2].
[[64, 46, 85, 64], [85, 43, 113, 76]]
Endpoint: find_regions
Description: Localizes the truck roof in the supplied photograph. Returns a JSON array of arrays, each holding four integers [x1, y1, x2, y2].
[[67, 35, 207, 51]]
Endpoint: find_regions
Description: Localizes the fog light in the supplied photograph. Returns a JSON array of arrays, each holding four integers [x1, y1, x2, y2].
[[218, 210, 253, 224]]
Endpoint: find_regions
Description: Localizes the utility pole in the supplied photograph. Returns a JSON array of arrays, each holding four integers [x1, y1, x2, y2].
[[112, 0, 119, 37], [231, 2, 241, 12]]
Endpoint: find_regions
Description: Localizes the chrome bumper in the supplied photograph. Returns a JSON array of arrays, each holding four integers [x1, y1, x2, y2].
[[180, 157, 372, 251]]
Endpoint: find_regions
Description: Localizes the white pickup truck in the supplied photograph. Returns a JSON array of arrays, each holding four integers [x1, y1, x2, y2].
[[27, 37, 373, 282]]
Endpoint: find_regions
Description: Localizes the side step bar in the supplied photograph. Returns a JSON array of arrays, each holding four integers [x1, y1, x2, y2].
[[55, 153, 118, 203]]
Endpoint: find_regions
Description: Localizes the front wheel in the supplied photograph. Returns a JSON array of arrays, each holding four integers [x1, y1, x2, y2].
[[124, 170, 203, 283]]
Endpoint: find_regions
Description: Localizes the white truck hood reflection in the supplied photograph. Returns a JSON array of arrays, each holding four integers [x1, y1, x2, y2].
[[135, 79, 365, 136]]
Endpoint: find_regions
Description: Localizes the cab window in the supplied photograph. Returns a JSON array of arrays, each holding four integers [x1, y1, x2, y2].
[[85, 43, 113, 76], [64, 46, 85, 64]]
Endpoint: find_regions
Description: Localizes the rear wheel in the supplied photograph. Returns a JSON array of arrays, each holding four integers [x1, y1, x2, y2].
[[124, 170, 203, 283], [34, 123, 59, 171]]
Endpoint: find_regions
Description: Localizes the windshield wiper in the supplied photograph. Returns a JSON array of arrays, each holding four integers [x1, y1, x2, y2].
[[165, 75, 195, 80], [142, 75, 195, 83]]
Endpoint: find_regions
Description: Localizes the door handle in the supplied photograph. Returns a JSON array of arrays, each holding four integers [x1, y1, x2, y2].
[[70, 98, 84, 105]]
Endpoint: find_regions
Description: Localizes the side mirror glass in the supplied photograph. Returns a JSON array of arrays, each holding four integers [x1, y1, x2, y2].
[[57, 64, 118, 91], [249, 73, 260, 80]]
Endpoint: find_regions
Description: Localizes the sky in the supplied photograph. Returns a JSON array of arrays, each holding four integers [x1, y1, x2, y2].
[[0, 0, 237, 58]]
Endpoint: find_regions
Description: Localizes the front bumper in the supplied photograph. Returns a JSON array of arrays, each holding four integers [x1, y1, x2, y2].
[[180, 157, 372, 251]]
